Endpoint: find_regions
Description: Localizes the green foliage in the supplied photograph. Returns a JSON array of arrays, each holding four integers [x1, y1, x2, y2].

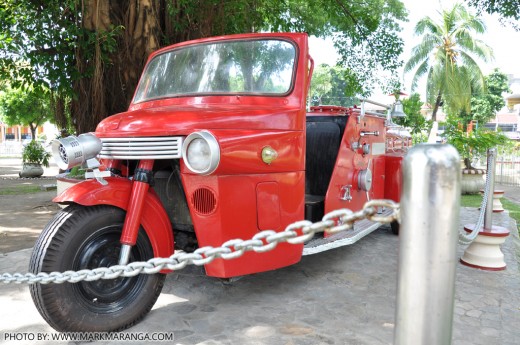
[[0, 0, 120, 95], [404, 3, 493, 120], [0, 86, 53, 138], [67, 166, 86, 179], [411, 131, 429, 145], [21, 140, 51, 167], [309, 64, 356, 106], [470, 69, 511, 125], [0, 0, 408, 133], [329, 0, 407, 96], [500, 140, 520, 155], [464, 0, 520, 30], [0, 1, 74, 93], [443, 116, 511, 169], [394, 93, 432, 134]]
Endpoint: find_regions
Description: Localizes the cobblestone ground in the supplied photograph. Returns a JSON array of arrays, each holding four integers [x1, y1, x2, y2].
[[0, 212, 518, 344], [0, 158, 519, 344]]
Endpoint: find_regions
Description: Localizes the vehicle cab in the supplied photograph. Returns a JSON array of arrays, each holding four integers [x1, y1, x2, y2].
[[33, 32, 408, 332]]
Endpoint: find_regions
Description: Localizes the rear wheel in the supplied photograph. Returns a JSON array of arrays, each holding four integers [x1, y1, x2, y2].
[[29, 204, 165, 332], [391, 220, 400, 235]]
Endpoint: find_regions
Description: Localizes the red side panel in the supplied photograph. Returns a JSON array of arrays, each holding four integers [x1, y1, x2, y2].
[[384, 154, 404, 202], [53, 178, 174, 260], [181, 172, 305, 278], [256, 182, 282, 231], [325, 114, 387, 214], [372, 155, 386, 200]]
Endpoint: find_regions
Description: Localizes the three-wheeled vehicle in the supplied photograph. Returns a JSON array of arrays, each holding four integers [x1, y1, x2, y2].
[[29, 33, 409, 332]]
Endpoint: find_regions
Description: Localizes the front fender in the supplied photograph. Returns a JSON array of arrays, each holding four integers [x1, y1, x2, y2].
[[54, 177, 174, 259]]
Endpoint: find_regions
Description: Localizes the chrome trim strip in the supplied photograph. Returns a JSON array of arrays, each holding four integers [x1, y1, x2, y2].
[[302, 207, 392, 255], [99, 137, 183, 160]]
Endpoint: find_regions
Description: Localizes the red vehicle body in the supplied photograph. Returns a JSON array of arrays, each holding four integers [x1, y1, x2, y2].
[[30, 33, 409, 332]]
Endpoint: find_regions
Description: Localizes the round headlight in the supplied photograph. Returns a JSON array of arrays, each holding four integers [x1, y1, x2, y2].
[[182, 131, 220, 175]]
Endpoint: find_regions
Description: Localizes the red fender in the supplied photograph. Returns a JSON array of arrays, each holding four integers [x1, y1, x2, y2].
[[54, 177, 174, 260]]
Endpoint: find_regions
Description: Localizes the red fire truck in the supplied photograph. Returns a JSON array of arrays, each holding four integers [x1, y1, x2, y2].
[[29, 32, 409, 332]]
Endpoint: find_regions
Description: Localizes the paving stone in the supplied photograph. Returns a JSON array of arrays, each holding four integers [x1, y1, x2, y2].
[[454, 307, 466, 315], [480, 318, 502, 329], [481, 296, 500, 306], [481, 312, 502, 321], [459, 315, 481, 327], [465, 309, 482, 318], [0, 197, 519, 344]]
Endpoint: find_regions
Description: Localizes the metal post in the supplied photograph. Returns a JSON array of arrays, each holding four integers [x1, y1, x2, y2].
[[499, 153, 504, 184], [484, 148, 497, 230], [394, 144, 460, 345]]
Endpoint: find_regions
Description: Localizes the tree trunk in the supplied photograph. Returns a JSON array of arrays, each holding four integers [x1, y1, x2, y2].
[[29, 123, 37, 141], [463, 157, 474, 170], [50, 93, 69, 131], [431, 90, 442, 122], [70, 0, 256, 133], [72, 0, 111, 133]]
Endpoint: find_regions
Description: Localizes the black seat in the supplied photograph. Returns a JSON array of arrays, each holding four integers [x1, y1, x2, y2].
[[304, 115, 347, 221], [305, 117, 345, 196]]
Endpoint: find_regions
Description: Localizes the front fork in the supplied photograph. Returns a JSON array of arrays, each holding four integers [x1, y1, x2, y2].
[[118, 159, 155, 265]]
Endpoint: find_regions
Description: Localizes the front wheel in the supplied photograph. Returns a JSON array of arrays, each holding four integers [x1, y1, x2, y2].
[[29, 205, 165, 332]]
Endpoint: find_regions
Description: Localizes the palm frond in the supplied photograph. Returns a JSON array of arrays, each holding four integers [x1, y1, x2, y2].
[[405, 2, 492, 118], [410, 60, 430, 90], [405, 33, 442, 72], [415, 17, 441, 35]]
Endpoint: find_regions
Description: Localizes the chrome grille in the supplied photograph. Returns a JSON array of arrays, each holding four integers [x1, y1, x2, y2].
[[99, 137, 183, 160]]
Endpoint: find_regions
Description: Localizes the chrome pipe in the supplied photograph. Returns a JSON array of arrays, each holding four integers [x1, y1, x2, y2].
[[484, 148, 497, 230], [394, 144, 460, 345], [118, 244, 132, 265], [358, 98, 391, 109]]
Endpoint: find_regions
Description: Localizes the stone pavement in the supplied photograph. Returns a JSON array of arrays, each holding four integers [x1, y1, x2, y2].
[[0, 158, 519, 344], [498, 184, 520, 205]]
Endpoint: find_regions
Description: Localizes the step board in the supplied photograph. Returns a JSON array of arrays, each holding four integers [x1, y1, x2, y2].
[[302, 207, 392, 256]]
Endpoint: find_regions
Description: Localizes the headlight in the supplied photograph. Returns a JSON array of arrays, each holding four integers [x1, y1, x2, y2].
[[182, 131, 220, 175], [51, 133, 102, 170]]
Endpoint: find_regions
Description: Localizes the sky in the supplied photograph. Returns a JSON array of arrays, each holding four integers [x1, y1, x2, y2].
[[308, 0, 520, 100]]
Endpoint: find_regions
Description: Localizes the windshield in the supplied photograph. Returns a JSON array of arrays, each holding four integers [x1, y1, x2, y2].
[[133, 39, 297, 103]]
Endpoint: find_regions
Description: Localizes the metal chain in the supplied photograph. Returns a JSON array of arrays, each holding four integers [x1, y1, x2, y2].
[[458, 151, 494, 245], [0, 199, 399, 284]]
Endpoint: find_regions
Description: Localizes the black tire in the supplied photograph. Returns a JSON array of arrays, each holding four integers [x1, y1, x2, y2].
[[391, 220, 400, 235], [29, 204, 166, 332]]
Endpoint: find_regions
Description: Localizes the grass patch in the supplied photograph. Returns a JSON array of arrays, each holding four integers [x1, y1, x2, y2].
[[502, 198, 520, 235], [0, 185, 42, 195], [461, 194, 520, 235], [460, 194, 482, 208]]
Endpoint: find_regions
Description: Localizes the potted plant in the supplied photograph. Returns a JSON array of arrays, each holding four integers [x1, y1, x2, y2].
[[56, 166, 86, 196], [443, 119, 510, 194], [19, 140, 52, 178]]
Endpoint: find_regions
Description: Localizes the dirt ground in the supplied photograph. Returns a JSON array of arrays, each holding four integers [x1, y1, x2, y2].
[[0, 158, 61, 254]]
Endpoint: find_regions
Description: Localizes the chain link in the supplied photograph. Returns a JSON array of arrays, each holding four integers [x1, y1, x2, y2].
[[0, 199, 399, 285], [458, 150, 494, 245]]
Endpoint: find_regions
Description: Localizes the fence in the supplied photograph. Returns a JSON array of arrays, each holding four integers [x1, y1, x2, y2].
[[475, 153, 520, 187], [0, 141, 23, 157], [495, 153, 520, 186]]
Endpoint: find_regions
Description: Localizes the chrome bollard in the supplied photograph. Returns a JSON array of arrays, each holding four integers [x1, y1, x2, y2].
[[460, 147, 510, 270], [484, 148, 497, 229], [394, 144, 460, 345]]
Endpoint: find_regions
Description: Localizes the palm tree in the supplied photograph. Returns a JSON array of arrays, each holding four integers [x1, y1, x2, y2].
[[405, 3, 493, 121]]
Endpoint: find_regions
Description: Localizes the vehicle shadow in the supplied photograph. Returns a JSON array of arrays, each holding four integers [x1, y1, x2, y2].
[[128, 226, 398, 345]]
